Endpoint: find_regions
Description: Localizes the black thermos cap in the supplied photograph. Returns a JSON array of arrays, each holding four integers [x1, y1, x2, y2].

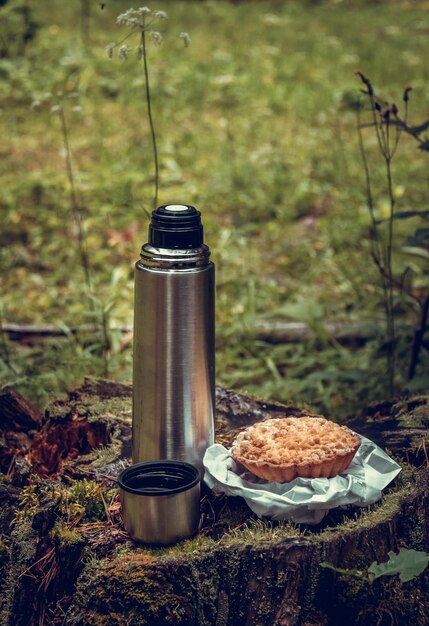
[[148, 204, 204, 249]]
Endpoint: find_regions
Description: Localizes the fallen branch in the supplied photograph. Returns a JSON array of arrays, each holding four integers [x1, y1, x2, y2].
[[0, 323, 99, 338], [253, 319, 387, 344], [1, 320, 388, 347]]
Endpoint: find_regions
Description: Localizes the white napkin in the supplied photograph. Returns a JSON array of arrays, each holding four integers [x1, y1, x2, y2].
[[203, 435, 401, 524]]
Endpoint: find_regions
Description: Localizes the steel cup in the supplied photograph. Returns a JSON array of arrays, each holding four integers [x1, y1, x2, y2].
[[119, 460, 201, 545]]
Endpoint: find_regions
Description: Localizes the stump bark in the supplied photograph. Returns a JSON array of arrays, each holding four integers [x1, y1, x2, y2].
[[0, 379, 428, 626]]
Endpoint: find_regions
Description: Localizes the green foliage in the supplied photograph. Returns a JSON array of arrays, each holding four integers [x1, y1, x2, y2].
[[12, 476, 113, 527], [368, 548, 429, 583], [60, 479, 107, 522], [355, 72, 429, 394], [321, 547, 429, 584], [319, 561, 365, 580], [50, 522, 83, 550], [12, 476, 42, 526]]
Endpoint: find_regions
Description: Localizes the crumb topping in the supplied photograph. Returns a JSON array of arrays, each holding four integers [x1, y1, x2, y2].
[[231, 417, 360, 467]]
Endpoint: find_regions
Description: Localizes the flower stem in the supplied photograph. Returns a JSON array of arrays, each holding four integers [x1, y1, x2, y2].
[[59, 107, 92, 294], [385, 154, 396, 395], [141, 30, 159, 210]]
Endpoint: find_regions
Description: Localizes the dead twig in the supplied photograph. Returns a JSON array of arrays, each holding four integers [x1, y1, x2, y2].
[[416, 437, 429, 468], [19, 547, 56, 580], [99, 486, 114, 526]]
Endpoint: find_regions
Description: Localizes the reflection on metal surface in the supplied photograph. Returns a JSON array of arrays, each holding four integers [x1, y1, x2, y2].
[[119, 461, 201, 545], [132, 242, 215, 475]]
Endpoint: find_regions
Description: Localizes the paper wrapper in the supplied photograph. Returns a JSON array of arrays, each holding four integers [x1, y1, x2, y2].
[[203, 435, 401, 524]]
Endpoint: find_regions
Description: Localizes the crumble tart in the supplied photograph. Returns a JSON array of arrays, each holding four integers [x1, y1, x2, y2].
[[231, 417, 361, 482]]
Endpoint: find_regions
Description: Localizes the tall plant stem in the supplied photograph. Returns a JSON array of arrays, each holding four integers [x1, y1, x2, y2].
[[141, 30, 159, 210], [101, 308, 110, 377], [58, 107, 92, 294], [367, 92, 396, 395], [357, 107, 393, 393], [357, 106, 381, 263], [385, 154, 396, 395]]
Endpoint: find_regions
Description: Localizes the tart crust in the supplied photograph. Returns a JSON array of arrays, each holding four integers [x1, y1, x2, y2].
[[231, 416, 361, 482]]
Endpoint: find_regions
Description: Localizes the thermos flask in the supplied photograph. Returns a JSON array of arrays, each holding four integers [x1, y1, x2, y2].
[[132, 204, 215, 474]]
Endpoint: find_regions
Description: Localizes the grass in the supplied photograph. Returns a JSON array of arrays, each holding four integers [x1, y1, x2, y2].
[[0, 0, 428, 417]]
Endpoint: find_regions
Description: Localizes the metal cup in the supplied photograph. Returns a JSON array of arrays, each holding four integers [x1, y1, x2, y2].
[[118, 460, 201, 545]]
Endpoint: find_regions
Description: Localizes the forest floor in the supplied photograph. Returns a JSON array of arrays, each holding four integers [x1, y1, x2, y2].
[[0, 0, 428, 419]]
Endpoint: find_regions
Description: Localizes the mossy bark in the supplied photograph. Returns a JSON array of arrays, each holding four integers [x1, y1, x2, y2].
[[0, 378, 428, 626]]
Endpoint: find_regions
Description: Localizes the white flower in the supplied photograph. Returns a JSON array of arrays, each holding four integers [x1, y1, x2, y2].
[[153, 10, 167, 19], [179, 32, 191, 48], [50, 105, 61, 113], [116, 10, 132, 25], [117, 7, 150, 27], [150, 31, 163, 46], [119, 44, 130, 60]]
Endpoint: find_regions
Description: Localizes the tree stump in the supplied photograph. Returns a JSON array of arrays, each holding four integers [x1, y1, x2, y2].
[[0, 379, 428, 626]]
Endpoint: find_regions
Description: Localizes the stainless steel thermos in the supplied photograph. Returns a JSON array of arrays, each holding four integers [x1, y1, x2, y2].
[[132, 204, 215, 474]]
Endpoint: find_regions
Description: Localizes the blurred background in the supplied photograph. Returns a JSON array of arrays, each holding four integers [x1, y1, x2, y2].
[[0, 0, 428, 419]]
